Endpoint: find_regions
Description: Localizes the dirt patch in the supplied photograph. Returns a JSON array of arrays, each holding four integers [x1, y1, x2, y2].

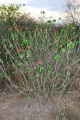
[[0, 89, 80, 120]]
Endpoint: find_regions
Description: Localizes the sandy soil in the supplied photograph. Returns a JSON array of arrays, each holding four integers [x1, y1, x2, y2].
[[0, 88, 80, 120]]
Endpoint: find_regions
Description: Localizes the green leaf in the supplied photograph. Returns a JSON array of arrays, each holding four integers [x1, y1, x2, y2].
[[15, 60, 19, 65], [25, 50, 31, 58], [53, 19, 56, 22], [29, 77, 35, 81], [2, 73, 9, 80], [47, 70, 51, 74], [8, 57, 13, 63], [29, 93, 34, 98], [1, 39, 5, 44], [67, 41, 75, 52], [72, 60, 76, 64], [40, 67, 45, 72], [60, 48, 65, 53], [5, 50, 9, 55], [66, 77, 70, 81], [0, 59, 3, 64], [11, 33, 15, 38], [22, 40, 29, 47], [47, 20, 51, 24], [26, 68, 32, 73], [47, 65, 51, 70], [54, 55, 62, 61], [9, 44, 13, 49], [18, 54, 23, 59], [11, 71, 15, 75], [18, 63, 22, 69], [36, 72, 40, 77], [67, 71, 70, 76], [40, 11, 46, 14]]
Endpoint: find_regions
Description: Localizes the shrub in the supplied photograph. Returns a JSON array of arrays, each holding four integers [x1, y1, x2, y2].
[[0, 7, 80, 98]]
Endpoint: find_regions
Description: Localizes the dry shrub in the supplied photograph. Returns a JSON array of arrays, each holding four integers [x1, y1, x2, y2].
[[50, 96, 80, 120]]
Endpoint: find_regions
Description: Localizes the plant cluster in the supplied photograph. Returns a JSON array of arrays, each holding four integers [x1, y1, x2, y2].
[[0, 4, 80, 98]]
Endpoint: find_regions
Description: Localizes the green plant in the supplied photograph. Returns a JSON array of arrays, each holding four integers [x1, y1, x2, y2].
[[0, 8, 80, 98]]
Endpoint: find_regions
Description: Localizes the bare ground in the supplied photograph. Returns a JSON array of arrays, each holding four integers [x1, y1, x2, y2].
[[0, 86, 80, 120]]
